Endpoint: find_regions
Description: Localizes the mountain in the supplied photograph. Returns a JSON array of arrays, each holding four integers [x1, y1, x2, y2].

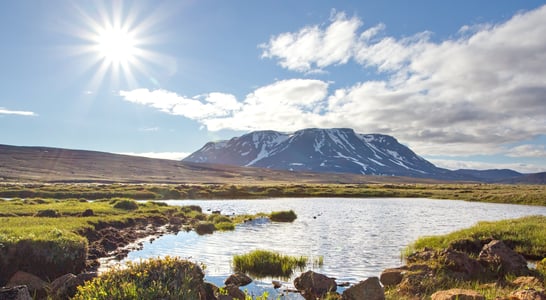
[[452, 169, 522, 183], [499, 172, 546, 184], [0, 144, 438, 184], [184, 128, 463, 180]]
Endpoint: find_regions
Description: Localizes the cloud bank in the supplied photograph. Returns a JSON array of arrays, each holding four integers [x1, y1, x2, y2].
[[121, 5, 546, 160]]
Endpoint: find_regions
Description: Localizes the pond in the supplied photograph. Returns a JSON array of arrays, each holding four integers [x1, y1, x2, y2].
[[121, 198, 546, 299]]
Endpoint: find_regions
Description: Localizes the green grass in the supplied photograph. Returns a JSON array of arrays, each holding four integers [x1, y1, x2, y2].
[[73, 256, 205, 300], [406, 215, 546, 259], [233, 249, 308, 278], [269, 210, 297, 222], [2, 183, 545, 206]]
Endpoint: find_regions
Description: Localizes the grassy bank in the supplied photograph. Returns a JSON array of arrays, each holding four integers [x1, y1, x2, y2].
[[1, 182, 545, 206], [388, 215, 546, 299], [233, 249, 309, 278], [0, 198, 265, 285]]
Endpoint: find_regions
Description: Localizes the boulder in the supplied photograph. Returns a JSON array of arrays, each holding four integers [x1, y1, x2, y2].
[[224, 284, 246, 300], [0, 286, 32, 300], [342, 277, 384, 300], [430, 288, 485, 300], [509, 289, 546, 300], [380, 268, 405, 286], [49, 272, 96, 300], [478, 240, 529, 276], [6, 271, 49, 299], [448, 239, 483, 255], [294, 271, 337, 300], [439, 249, 485, 279], [224, 272, 252, 287]]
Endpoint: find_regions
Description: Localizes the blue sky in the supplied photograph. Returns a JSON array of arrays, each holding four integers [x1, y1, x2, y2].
[[1, 0, 546, 173]]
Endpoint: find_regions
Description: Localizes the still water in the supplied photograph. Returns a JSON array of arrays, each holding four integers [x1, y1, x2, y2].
[[122, 198, 546, 298]]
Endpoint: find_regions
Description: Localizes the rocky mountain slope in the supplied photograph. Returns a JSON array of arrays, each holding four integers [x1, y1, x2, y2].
[[183, 128, 526, 182]]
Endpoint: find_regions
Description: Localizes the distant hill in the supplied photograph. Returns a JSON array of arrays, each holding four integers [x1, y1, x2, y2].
[[0, 144, 442, 184], [452, 169, 522, 183], [499, 172, 546, 184]]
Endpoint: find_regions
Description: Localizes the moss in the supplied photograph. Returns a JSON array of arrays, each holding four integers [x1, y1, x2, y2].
[[112, 199, 139, 210], [270, 210, 297, 222]]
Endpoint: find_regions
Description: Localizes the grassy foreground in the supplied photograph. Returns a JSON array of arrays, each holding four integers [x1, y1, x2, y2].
[[1, 182, 545, 206]]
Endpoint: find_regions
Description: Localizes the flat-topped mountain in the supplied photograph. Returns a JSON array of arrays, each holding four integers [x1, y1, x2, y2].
[[184, 128, 461, 180]]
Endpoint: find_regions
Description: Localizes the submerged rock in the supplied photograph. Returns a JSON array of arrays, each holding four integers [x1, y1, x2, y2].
[[294, 271, 337, 300]]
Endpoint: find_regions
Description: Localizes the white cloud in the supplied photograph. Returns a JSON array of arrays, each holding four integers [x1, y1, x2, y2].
[[506, 144, 546, 158], [121, 5, 546, 163], [0, 107, 37, 116], [119, 152, 190, 160], [260, 12, 361, 72]]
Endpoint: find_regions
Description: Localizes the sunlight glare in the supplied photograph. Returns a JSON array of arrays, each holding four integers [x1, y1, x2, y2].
[[95, 27, 137, 66]]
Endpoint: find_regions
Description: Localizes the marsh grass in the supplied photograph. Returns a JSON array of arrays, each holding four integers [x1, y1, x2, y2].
[[73, 256, 204, 300], [406, 215, 546, 259], [233, 249, 308, 278]]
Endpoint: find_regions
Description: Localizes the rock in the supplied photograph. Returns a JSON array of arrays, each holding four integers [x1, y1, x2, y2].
[[406, 248, 437, 263], [0, 286, 32, 300], [294, 271, 337, 300], [272, 280, 282, 289], [430, 288, 485, 300], [448, 239, 483, 255], [478, 240, 529, 276], [509, 289, 546, 300], [195, 222, 216, 235], [380, 268, 405, 286], [225, 284, 246, 300], [49, 272, 96, 300], [342, 277, 384, 300], [512, 276, 544, 290], [397, 267, 433, 296], [439, 249, 485, 280], [6, 271, 49, 299], [224, 272, 252, 287], [81, 209, 94, 217], [199, 282, 218, 300]]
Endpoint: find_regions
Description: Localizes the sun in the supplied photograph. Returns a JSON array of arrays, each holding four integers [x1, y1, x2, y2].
[[95, 26, 137, 66]]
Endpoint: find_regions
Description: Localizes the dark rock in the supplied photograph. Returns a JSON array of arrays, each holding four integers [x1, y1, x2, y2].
[[478, 240, 529, 276], [0, 285, 32, 300], [272, 280, 282, 289], [49, 273, 78, 300], [380, 268, 405, 286], [342, 277, 384, 300], [448, 239, 483, 255], [406, 248, 437, 263], [430, 288, 485, 300], [224, 284, 245, 300], [6, 271, 48, 299], [199, 282, 218, 300], [195, 223, 216, 235], [294, 271, 337, 300], [224, 272, 252, 287], [81, 209, 94, 217], [439, 249, 485, 280]]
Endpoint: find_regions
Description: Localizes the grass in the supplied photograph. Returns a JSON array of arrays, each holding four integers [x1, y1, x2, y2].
[[1, 183, 545, 206], [73, 256, 205, 300], [269, 210, 297, 222], [389, 215, 546, 299], [406, 215, 546, 259], [233, 249, 309, 278]]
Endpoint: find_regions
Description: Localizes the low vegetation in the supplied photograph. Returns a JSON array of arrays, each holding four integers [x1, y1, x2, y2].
[[269, 210, 297, 222], [73, 256, 205, 299], [386, 215, 546, 299], [1, 182, 545, 206], [233, 249, 309, 278], [407, 215, 546, 259]]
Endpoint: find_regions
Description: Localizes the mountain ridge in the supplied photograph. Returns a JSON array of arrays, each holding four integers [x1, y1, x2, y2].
[[184, 128, 525, 182]]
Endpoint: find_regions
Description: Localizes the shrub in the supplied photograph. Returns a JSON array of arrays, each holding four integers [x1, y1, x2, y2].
[[112, 199, 139, 210], [233, 249, 307, 278], [74, 257, 205, 300], [270, 210, 297, 222]]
